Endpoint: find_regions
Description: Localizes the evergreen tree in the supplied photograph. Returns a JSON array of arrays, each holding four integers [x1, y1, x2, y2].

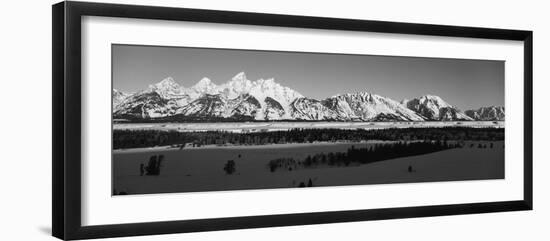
[[223, 160, 236, 175]]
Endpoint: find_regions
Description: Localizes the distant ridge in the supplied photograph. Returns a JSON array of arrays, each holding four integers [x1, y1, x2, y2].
[[465, 106, 505, 121]]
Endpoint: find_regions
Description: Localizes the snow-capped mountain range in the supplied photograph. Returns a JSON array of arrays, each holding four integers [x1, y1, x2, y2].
[[401, 95, 473, 121], [465, 106, 505, 121], [113, 72, 504, 122]]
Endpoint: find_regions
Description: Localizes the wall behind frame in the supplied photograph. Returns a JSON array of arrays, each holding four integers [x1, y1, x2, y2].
[[0, 0, 547, 241]]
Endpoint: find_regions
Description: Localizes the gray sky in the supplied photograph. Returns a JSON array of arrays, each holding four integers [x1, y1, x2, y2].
[[113, 44, 504, 110]]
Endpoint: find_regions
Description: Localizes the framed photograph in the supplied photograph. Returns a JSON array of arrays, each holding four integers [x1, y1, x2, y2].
[[52, 1, 533, 240]]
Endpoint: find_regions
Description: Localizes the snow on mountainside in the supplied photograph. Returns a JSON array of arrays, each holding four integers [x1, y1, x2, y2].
[[112, 89, 130, 109], [190, 77, 218, 97], [465, 106, 505, 121], [218, 72, 252, 99], [218, 72, 304, 119], [289, 92, 427, 121], [148, 77, 182, 98], [113, 73, 502, 122], [264, 97, 286, 120], [148, 77, 193, 107], [186, 72, 304, 111], [113, 91, 178, 119], [228, 94, 263, 120], [323, 93, 426, 121], [113, 72, 304, 120], [174, 93, 264, 120], [177, 94, 227, 118], [290, 97, 339, 120], [402, 95, 473, 121]]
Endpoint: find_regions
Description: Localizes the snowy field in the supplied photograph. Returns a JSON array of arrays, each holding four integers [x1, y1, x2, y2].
[[113, 141, 504, 195], [113, 121, 504, 133]]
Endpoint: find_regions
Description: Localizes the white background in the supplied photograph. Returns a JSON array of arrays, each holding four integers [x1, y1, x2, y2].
[[0, 0, 547, 240]]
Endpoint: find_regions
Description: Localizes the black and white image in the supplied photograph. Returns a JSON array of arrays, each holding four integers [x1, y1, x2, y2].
[[112, 44, 505, 195]]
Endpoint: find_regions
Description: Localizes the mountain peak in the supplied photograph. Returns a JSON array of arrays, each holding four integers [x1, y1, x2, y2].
[[150, 77, 181, 91], [232, 72, 247, 82], [418, 95, 452, 108], [358, 91, 376, 97], [160, 76, 178, 85], [197, 77, 212, 85], [224, 72, 252, 96], [465, 105, 505, 121], [403, 95, 472, 121], [192, 77, 217, 93], [334, 91, 379, 100], [421, 94, 443, 100]]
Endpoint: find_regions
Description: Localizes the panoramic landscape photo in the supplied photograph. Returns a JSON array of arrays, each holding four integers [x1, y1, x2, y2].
[[112, 44, 505, 195]]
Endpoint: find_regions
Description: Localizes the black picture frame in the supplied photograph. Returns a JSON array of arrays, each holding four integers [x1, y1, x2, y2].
[[52, 1, 533, 240]]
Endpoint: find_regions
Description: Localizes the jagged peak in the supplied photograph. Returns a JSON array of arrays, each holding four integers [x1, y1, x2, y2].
[[358, 91, 380, 98], [159, 76, 178, 85], [150, 76, 181, 90], [226, 72, 251, 85], [192, 77, 216, 89], [232, 71, 247, 82], [419, 94, 445, 102], [198, 77, 212, 84], [113, 89, 130, 96], [256, 78, 277, 86], [331, 91, 383, 100], [470, 105, 504, 111], [415, 94, 453, 108]]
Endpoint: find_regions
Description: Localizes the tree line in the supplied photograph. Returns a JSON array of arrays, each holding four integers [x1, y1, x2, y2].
[[113, 127, 504, 149], [268, 140, 460, 172]]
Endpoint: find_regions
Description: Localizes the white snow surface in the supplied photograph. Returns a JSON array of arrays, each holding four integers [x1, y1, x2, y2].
[[402, 95, 473, 121]]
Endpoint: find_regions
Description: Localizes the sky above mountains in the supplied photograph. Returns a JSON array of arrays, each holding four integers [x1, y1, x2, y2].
[[112, 44, 504, 110]]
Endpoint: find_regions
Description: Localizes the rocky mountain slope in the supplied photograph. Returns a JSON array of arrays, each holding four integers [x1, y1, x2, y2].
[[465, 106, 505, 121], [401, 95, 473, 121], [113, 73, 503, 122]]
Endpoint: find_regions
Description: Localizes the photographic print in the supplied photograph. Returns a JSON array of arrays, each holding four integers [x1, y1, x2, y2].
[[112, 44, 505, 195]]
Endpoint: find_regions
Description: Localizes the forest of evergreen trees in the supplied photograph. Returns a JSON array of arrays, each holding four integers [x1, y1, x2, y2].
[[113, 127, 504, 149], [268, 141, 460, 172]]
